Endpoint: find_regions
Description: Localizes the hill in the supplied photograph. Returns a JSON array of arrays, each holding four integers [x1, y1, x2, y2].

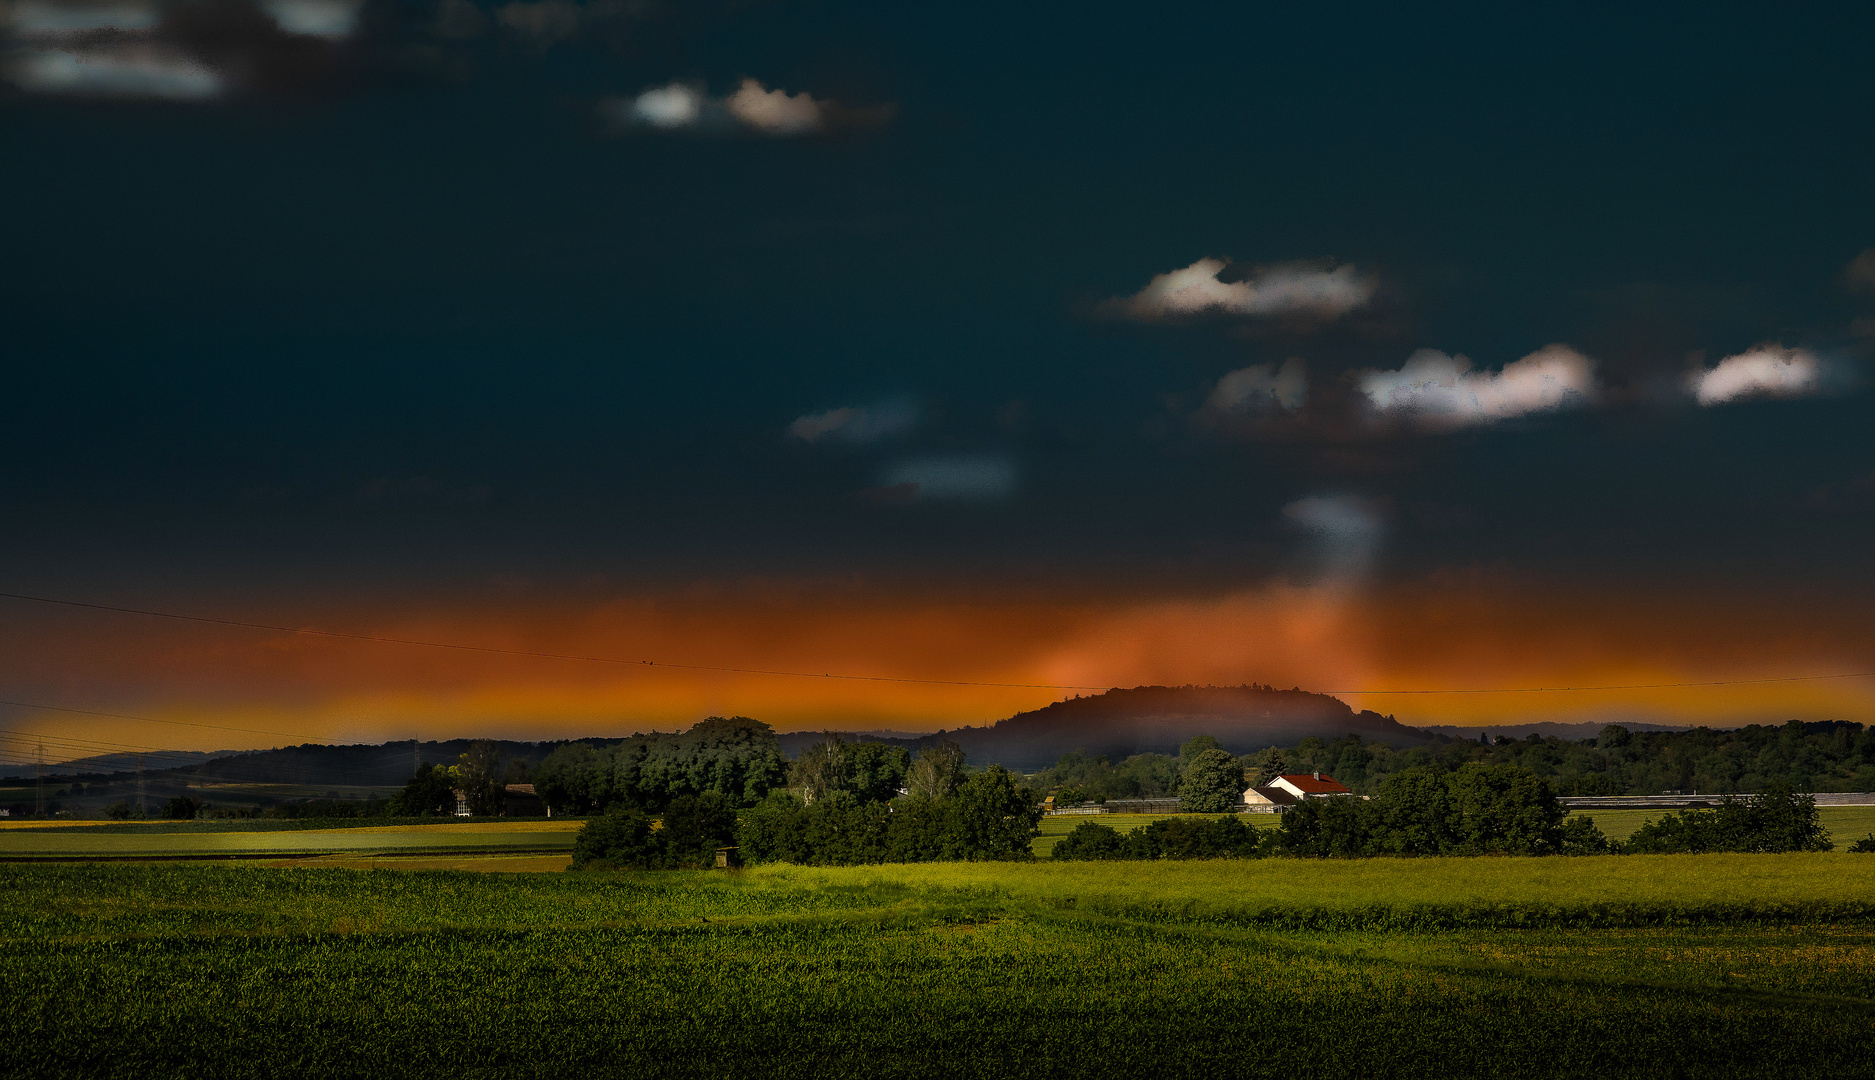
[[925, 685, 1435, 769]]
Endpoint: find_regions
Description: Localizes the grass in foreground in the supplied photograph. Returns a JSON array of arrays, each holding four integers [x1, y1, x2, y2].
[[3, 857, 1873, 1079]]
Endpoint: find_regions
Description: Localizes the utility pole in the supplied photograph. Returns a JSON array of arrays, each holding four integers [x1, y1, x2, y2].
[[35, 743, 45, 818], [136, 752, 146, 818], [414, 739, 420, 776]]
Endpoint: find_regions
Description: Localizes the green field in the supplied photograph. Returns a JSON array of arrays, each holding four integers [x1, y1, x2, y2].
[[1576, 804, 1875, 846], [4, 857, 1873, 1079], [0, 820, 579, 858]]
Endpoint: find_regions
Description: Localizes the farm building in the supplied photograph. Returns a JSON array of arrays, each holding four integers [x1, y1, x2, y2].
[[1241, 772, 1354, 812], [504, 783, 549, 817], [1238, 786, 1299, 813]]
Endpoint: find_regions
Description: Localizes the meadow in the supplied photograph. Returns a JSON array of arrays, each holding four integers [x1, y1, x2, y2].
[[0, 819, 579, 858], [3, 857, 1873, 1079]]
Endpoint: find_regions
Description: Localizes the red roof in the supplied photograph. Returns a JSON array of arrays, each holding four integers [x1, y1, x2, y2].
[[1277, 773, 1352, 795]]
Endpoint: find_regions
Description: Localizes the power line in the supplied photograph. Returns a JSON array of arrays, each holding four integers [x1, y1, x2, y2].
[[1, 588, 1873, 696]]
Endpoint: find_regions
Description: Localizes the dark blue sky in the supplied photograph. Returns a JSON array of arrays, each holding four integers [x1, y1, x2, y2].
[[2, 0, 1872, 742]]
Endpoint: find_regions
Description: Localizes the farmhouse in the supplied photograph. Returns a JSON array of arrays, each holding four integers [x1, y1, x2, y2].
[[1240, 772, 1354, 812], [1270, 772, 1354, 799]]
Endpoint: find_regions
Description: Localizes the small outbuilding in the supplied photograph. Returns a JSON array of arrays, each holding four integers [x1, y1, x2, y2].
[[503, 783, 549, 818], [1238, 786, 1299, 813]]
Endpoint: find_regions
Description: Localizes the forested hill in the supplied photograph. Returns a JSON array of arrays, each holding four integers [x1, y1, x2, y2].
[[922, 685, 1436, 769]]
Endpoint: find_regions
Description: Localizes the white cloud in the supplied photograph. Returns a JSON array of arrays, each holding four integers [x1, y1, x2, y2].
[[614, 78, 855, 137], [5, 46, 222, 98], [1208, 357, 1307, 412], [6, 0, 159, 35], [1688, 345, 1820, 406], [725, 77, 822, 135], [1358, 344, 1596, 427], [878, 456, 1015, 501], [1118, 258, 1374, 320], [788, 401, 917, 444], [261, 0, 362, 38], [628, 81, 702, 128]]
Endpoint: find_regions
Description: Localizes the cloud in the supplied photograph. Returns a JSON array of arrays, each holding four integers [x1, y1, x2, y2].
[[627, 80, 702, 127], [1843, 248, 1875, 296], [788, 401, 917, 444], [610, 77, 892, 137], [1357, 344, 1596, 427], [260, 0, 360, 37], [5, 45, 222, 97], [724, 77, 821, 135], [2, 0, 365, 99], [1207, 358, 1307, 413], [6, 0, 161, 34], [1687, 345, 1821, 406], [1114, 258, 1374, 321], [872, 456, 1016, 502]]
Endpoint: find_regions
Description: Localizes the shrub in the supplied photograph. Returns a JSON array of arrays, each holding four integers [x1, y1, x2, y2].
[[1624, 784, 1832, 854], [1051, 821, 1129, 860], [1848, 834, 1875, 854], [735, 765, 1041, 866]]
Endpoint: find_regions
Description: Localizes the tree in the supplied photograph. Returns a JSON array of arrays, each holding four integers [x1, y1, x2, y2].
[[903, 740, 966, 802], [162, 796, 199, 820], [572, 808, 662, 869], [946, 765, 1041, 861], [390, 763, 458, 817], [1178, 748, 1242, 812], [659, 792, 740, 866], [791, 733, 848, 804], [457, 740, 505, 816], [533, 718, 788, 815], [845, 741, 911, 803]]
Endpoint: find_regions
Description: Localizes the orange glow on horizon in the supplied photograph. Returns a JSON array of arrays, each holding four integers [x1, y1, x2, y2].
[[2, 573, 1872, 763]]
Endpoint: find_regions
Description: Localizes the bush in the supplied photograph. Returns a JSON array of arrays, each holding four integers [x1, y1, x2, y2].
[[736, 765, 1042, 866], [1848, 834, 1875, 854], [573, 793, 740, 870], [162, 796, 200, 820], [1051, 821, 1129, 860], [1276, 765, 1594, 857], [572, 809, 662, 869], [1624, 785, 1833, 854]]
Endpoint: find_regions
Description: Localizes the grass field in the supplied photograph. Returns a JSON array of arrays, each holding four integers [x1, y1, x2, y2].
[[0, 819, 580, 858], [3, 857, 1872, 1079]]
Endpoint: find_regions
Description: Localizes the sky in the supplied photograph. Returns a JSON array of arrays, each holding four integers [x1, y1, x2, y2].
[[3, 0, 1873, 763]]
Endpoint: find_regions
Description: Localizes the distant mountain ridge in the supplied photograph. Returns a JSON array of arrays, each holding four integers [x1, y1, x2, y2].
[[1421, 721, 1712, 742], [931, 685, 1436, 768]]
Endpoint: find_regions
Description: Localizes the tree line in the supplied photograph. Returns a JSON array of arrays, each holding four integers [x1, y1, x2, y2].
[[1052, 769, 1846, 860], [571, 730, 1042, 869]]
